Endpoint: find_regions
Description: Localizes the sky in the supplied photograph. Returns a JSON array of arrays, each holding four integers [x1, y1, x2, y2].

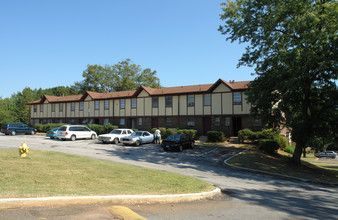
[[0, 0, 255, 98]]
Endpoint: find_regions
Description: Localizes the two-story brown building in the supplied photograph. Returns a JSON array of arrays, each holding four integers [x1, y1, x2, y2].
[[28, 79, 261, 136]]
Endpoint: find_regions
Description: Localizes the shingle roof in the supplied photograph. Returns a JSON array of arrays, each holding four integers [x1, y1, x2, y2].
[[27, 79, 251, 104]]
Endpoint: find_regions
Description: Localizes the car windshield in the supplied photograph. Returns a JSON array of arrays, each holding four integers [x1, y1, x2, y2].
[[51, 128, 59, 131], [131, 132, 143, 137], [110, 130, 122, 134], [166, 134, 181, 141]]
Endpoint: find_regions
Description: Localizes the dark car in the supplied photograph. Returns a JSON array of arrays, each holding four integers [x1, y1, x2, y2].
[[1, 123, 37, 135], [161, 134, 195, 152]]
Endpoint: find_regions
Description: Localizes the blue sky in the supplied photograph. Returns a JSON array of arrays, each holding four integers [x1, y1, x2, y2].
[[0, 0, 255, 98]]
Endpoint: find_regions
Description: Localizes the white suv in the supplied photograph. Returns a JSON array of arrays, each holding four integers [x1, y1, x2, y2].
[[57, 125, 97, 141], [98, 129, 134, 144]]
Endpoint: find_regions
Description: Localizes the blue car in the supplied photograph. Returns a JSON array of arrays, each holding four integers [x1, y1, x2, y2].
[[46, 127, 59, 139]]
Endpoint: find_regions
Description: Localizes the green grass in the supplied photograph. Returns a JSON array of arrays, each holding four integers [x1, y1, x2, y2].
[[227, 150, 338, 184], [0, 149, 215, 198]]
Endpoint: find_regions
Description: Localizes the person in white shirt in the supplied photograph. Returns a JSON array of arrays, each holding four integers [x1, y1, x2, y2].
[[154, 128, 161, 144]]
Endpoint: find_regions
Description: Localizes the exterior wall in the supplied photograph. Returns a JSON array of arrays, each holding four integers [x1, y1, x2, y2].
[[29, 83, 258, 136]]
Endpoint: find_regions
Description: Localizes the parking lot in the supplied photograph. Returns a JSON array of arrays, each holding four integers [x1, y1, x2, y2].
[[0, 133, 244, 171]]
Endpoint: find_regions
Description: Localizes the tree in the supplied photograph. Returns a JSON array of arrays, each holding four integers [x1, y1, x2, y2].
[[75, 59, 160, 93], [219, 0, 338, 164]]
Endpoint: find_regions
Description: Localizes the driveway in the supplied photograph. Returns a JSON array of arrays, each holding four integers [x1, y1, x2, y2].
[[0, 134, 337, 219]]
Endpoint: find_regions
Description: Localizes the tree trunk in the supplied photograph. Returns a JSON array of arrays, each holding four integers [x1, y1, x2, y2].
[[291, 145, 303, 165], [303, 148, 306, 157]]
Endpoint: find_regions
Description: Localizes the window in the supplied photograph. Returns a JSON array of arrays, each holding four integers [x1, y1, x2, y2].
[[95, 101, 100, 110], [104, 100, 109, 110], [40, 105, 43, 112], [33, 105, 37, 112], [165, 117, 173, 126], [120, 99, 125, 109], [138, 118, 142, 126], [104, 118, 109, 125], [70, 102, 75, 111], [203, 94, 211, 106], [152, 97, 158, 108], [187, 118, 195, 127], [253, 119, 261, 126], [215, 117, 220, 126], [187, 95, 195, 107], [51, 104, 55, 112], [225, 117, 231, 126], [59, 103, 63, 112], [79, 102, 84, 111], [233, 92, 242, 104], [132, 98, 137, 109], [165, 96, 172, 107], [120, 118, 125, 125]]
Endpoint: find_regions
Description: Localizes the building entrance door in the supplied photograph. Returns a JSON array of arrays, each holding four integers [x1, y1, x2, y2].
[[203, 117, 211, 135], [232, 117, 242, 136]]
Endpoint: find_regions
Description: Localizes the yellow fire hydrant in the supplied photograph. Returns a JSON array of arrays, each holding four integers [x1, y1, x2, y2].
[[18, 142, 29, 158]]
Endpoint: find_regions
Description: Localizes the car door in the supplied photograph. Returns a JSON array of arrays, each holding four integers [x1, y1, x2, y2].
[[22, 124, 30, 134], [16, 124, 24, 134], [82, 127, 91, 138], [141, 132, 153, 143]]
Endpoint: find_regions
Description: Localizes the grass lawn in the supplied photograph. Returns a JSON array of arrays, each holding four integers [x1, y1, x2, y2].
[[0, 149, 215, 198], [227, 148, 338, 184]]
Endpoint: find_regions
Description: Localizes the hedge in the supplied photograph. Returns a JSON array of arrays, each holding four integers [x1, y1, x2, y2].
[[34, 123, 118, 135], [258, 139, 280, 154], [151, 128, 197, 140]]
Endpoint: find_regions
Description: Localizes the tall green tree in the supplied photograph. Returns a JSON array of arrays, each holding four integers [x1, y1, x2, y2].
[[219, 0, 338, 164], [75, 59, 160, 93]]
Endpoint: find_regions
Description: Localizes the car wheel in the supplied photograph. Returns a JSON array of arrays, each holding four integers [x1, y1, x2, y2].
[[50, 137, 54, 139], [179, 144, 183, 152], [135, 140, 140, 146], [70, 135, 76, 141], [91, 134, 96, 140], [113, 138, 119, 144], [11, 131, 16, 136]]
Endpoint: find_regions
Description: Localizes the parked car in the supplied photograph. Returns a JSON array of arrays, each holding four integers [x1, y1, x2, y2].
[[1, 123, 37, 135], [161, 134, 195, 152], [120, 131, 154, 146], [57, 125, 97, 141], [98, 129, 134, 144], [316, 151, 337, 159], [46, 127, 59, 139]]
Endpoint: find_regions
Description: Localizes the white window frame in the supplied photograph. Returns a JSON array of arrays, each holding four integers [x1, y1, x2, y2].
[[95, 101, 100, 110], [203, 94, 211, 106], [132, 98, 137, 109], [104, 100, 109, 110], [233, 92, 242, 105], [187, 95, 195, 107]]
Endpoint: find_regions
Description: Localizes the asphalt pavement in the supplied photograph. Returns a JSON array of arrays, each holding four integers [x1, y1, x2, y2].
[[0, 134, 337, 220]]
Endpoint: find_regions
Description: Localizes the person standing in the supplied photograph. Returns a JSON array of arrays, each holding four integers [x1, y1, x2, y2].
[[154, 128, 161, 144]]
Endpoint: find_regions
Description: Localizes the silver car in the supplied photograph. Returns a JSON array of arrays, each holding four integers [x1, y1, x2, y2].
[[316, 151, 337, 159], [120, 131, 154, 146]]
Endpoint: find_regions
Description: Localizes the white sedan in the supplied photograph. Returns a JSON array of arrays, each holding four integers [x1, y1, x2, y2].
[[98, 129, 134, 144]]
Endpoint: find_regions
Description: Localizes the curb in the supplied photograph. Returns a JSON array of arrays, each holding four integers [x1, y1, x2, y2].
[[0, 187, 221, 210], [224, 150, 338, 187]]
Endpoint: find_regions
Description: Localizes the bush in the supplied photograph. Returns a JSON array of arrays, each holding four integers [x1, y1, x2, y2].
[[207, 131, 225, 142], [276, 135, 288, 149], [34, 123, 67, 132], [259, 139, 280, 154], [284, 145, 295, 154], [88, 124, 118, 135], [257, 129, 279, 140], [238, 129, 256, 143], [177, 129, 197, 139]]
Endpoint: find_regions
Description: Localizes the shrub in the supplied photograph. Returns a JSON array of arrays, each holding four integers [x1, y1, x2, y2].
[[238, 129, 255, 143], [34, 123, 67, 132], [276, 135, 288, 149], [177, 129, 197, 139], [88, 124, 118, 135], [258, 129, 279, 140], [284, 145, 295, 154], [259, 139, 279, 154], [207, 131, 225, 142]]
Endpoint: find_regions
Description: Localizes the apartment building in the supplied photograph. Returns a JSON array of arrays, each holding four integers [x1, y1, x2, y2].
[[28, 79, 261, 136]]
